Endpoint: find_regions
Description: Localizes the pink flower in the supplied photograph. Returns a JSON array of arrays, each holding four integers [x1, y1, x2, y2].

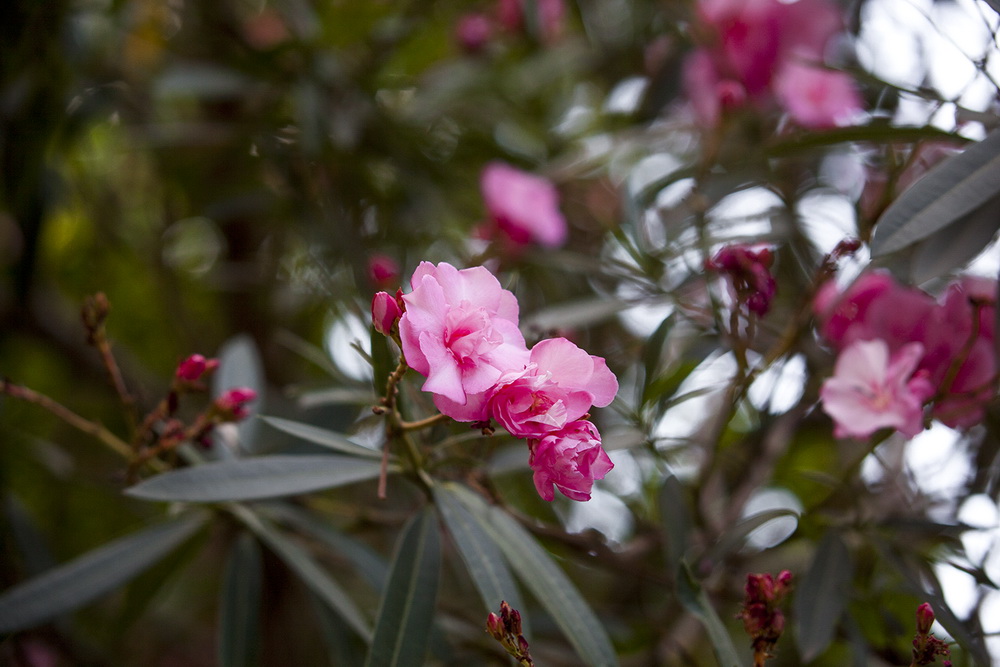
[[399, 262, 529, 420], [488, 337, 618, 438], [214, 387, 258, 421], [480, 162, 568, 250], [820, 339, 933, 439], [455, 13, 493, 53], [773, 62, 862, 128], [176, 354, 217, 382], [706, 245, 776, 316], [496, 0, 565, 43], [528, 420, 614, 501], [371, 291, 402, 336], [368, 254, 401, 288]]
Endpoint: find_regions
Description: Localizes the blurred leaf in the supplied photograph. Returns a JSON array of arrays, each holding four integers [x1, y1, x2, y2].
[[906, 193, 1000, 282], [448, 483, 619, 667], [370, 328, 396, 401], [219, 533, 263, 667], [433, 485, 526, 628], [364, 507, 441, 667], [522, 297, 631, 335], [675, 563, 741, 667], [658, 475, 692, 576], [706, 508, 800, 563], [310, 590, 367, 667], [233, 505, 372, 642], [260, 416, 386, 460], [125, 455, 389, 503], [214, 334, 266, 454], [0, 514, 205, 633], [3, 493, 56, 576], [794, 531, 852, 661], [985, 0, 1000, 15], [871, 129, 1000, 257], [154, 64, 256, 100], [766, 123, 968, 158]]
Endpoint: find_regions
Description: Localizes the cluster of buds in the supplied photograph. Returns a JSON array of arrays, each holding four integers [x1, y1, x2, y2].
[[739, 570, 791, 665], [912, 603, 951, 666], [706, 245, 777, 317], [485, 601, 533, 666]]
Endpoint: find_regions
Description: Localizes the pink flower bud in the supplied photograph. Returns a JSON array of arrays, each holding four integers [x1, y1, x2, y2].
[[455, 13, 493, 53], [176, 354, 215, 382], [486, 612, 503, 639], [368, 254, 400, 288], [214, 387, 258, 421], [372, 291, 402, 336], [916, 602, 935, 635]]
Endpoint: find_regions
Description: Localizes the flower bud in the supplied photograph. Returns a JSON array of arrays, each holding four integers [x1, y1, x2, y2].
[[916, 602, 935, 635], [486, 612, 503, 640], [175, 354, 218, 382], [214, 387, 258, 421], [368, 254, 400, 288], [455, 13, 493, 53], [372, 291, 402, 336]]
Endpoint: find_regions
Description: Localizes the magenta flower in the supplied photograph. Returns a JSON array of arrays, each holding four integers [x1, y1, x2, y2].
[[175, 354, 217, 382], [528, 420, 614, 501], [706, 245, 776, 316], [455, 13, 493, 54], [371, 291, 402, 336], [820, 340, 933, 439], [368, 254, 400, 288], [214, 387, 258, 421], [399, 261, 529, 420], [480, 162, 567, 250], [488, 337, 618, 438]]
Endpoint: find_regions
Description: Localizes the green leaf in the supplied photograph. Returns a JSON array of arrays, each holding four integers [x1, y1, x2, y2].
[[219, 533, 263, 667], [260, 416, 386, 460], [871, 128, 1000, 257], [433, 485, 526, 626], [364, 507, 442, 667], [658, 475, 692, 576], [125, 455, 389, 503], [232, 504, 372, 642], [706, 508, 800, 563], [766, 123, 968, 159], [675, 563, 741, 667], [522, 297, 631, 335], [447, 483, 619, 667], [0, 514, 205, 633], [905, 193, 1000, 282], [794, 530, 852, 661]]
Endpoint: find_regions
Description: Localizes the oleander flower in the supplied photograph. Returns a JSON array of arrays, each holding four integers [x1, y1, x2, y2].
[[399, 261, 529, 420], [773, 61, 862, 128], [820, 339, 933, 439], [480, 162, 567, 250], [488, 337, 618, 438], [528, 420, 614, 501]]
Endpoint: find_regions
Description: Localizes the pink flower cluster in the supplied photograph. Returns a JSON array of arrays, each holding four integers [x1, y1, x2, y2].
[[684, 0, 863, 128], [373, 261, 618, 501], [706, 245, 776, 316], [815, 271, 997, 439]]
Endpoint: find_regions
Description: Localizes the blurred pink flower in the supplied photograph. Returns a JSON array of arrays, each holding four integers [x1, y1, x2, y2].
[[175, 354, 218, 382], [529, 420, 613, 501], [706, 245, 776, 316], [820, 339, 933, 439], [496, 0, 565, 43], [371, 291, 402, 336], [488, 337, 618, 438], [368, 254, 401, 288], [399, 261, 529, 419], [774, 61, 862, 128], [481, 162, 567, 250], [455, 13, 493, 53], [214, 387, 258, 421]]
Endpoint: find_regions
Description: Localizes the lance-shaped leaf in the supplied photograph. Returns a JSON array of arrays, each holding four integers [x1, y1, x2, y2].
[[0, 514, 205, 633], [676, 563, 741, 667], [447, 483, 619, 667], [219, 532, 263, 667], [125, 455, 390, 503], [658, 475, 692, 577], [433, 485, 526, 627], [260, 416, 386, 460], [232, 504, 372, 642], [364, 507, 442, 667], [794, 530, 852, 661], [871, 128, 1000, 257], [905, 193, 1000, 283]]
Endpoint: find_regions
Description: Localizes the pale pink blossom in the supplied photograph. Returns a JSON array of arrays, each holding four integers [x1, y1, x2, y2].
[[820, 340, 933, 439], [371, 291, 402, 336], [399, 261, 529, 420], [488, 337, 618, 438], [528, 420, 614, 501], [481, 162, 568, 250], [774, 62, 862, 128]]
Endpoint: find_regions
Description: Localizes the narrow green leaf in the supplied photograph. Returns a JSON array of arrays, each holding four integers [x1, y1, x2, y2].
[[658, 475, 692, 576], [676, 563, 741, 667], [232, 504, 372, 642], [125, 455, 389, 503], [219, 533, 263, 667], [871, 128, 1000, 256], [448, 483, 619, 667], [706, 509, 800, 563], [522, 297, 631, 334], [260, 416, 386, 460], [766, 123, 967, 158], [309, 590, 366, 667], [433, 486, 526, 626], [906, 192, 1000, 282], [364, 507, 442, 667], [794, 530, 852, 661], [0, 514, 205, 633]]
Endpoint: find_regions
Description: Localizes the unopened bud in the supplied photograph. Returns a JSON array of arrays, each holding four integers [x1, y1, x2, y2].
[[372, 291, 402, 336], [916, 602, 935, 635], [214, 387, 258, 421], [486, 612, 503, 640], [176, 354, 218, 382]]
